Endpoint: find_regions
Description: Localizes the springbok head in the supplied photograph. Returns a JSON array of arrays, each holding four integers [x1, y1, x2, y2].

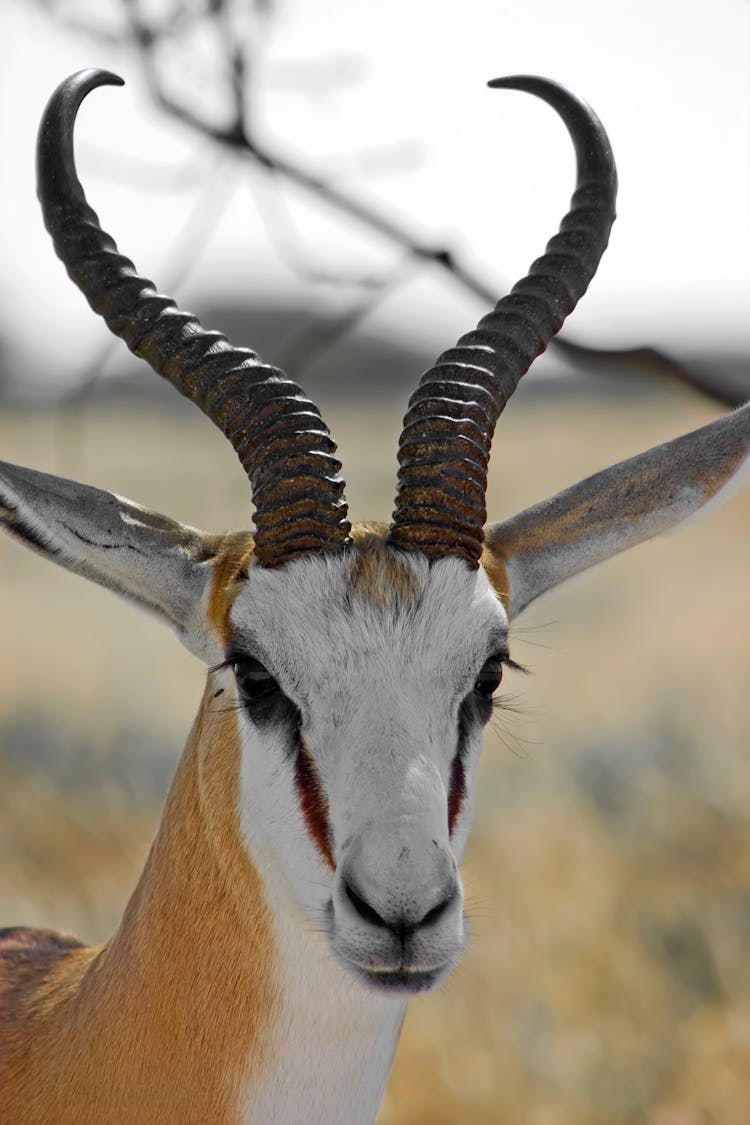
[[2, 70, 747, 998]]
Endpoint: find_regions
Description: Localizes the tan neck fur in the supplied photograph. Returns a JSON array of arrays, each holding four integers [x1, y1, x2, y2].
[[0, 685, 277, 1125]]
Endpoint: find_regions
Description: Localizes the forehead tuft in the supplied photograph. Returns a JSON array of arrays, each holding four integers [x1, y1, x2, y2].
[[348, 521, 419, 608]]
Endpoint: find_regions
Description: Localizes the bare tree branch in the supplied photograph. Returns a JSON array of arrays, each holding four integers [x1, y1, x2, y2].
[[275, 254, 419, 376], [124, 3, 749, 407], [76, 144, 208, 191], [553, 338, 748, 408], [31, 0, 749, 408], [248, 169, 394, 289]]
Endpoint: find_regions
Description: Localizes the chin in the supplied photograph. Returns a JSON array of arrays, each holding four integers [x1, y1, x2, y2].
[[354, 966, 450, 995]]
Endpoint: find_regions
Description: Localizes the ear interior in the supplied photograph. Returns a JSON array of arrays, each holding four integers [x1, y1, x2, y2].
[[0, 460, 246, 662], [484, 403, 750, 619]]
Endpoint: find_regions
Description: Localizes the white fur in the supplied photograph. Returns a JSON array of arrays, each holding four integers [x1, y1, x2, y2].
[[240, 842, 406, 1125]]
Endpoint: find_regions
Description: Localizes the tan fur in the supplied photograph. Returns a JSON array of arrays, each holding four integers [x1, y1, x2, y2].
[[349, 522, 419, 606], [349, 522, 509, 613], [480, 544, 510, 609], [0, 635, 276, 1124], [206, 531, 256, 646]]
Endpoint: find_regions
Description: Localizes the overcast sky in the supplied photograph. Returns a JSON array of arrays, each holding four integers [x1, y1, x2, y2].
[[0, 0, 748, 393]]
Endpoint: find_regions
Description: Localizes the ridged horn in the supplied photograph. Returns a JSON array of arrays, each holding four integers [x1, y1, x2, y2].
[[389, 75, 617, 567], [37, 69, 350, 568]]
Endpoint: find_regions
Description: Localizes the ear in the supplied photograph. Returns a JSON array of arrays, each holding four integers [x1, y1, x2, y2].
[[483, 403, 750, 619], [0, 461, 242, 661]]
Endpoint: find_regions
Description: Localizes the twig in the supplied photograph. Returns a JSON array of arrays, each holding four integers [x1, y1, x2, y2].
[[275, 254, 418, 376], [248, 167, 392, 289], [76, 145, 208, 191]]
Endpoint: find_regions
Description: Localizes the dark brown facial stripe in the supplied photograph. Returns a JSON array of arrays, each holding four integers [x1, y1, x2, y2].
[[295, 739, 335, 871], [447, 753, 466, 836]]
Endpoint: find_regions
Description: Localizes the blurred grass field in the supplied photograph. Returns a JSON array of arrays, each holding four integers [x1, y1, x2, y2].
[[1, 387, 749, 1123]]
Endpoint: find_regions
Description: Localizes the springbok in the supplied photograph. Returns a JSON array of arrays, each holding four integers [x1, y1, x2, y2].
[[0, 68, 747, 1124]]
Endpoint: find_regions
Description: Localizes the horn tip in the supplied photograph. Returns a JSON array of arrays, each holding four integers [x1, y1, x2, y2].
[[69, 68, 125, 93], [487, 74, 560, 94], [487, 74, 526, 89]]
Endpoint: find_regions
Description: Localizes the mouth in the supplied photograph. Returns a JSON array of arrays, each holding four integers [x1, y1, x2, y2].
[[354, 966, 446, 995]]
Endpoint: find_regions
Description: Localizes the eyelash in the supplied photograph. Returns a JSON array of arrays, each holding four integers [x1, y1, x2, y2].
[[210, 653, 529, 704]]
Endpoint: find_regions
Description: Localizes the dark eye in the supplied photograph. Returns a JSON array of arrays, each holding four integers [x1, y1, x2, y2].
[[233, 656, 280, 703], [474, 654, 504, 699]]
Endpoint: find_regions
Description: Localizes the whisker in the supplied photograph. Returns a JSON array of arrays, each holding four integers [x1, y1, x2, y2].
[[492, 688, 533, 716], [508, 618, 569, 656]]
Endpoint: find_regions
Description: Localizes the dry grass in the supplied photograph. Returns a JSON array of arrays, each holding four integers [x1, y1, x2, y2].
[[1, 389, 748, 1123]]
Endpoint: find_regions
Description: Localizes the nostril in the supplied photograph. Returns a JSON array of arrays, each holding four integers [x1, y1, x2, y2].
[[343, 879, 389, 929], [342, 876, 458, 935], [419, 891, 456, 929]]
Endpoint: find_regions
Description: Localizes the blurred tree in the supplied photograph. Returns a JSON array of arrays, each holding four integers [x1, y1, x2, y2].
[[29, 0, 747, 406]]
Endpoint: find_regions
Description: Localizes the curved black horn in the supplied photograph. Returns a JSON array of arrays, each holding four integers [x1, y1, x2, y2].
[[389, 75, 617, 567], [37, 69, 350, 568]]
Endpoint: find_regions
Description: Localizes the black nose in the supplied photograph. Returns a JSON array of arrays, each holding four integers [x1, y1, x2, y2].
[[343, 877, 456, 937]]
